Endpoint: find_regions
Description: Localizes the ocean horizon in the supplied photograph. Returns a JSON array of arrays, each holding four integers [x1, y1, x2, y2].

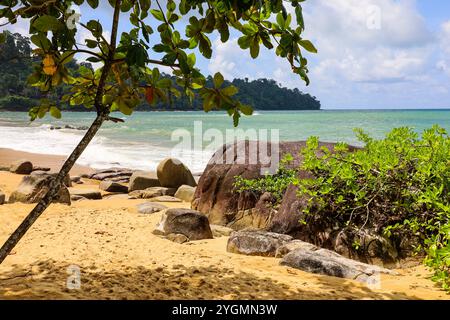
[[1, 109, 450, 172]]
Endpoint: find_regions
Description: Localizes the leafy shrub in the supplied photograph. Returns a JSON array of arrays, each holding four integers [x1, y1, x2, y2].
[[234, 154, 298, 202], [234, 126, 450, 291]]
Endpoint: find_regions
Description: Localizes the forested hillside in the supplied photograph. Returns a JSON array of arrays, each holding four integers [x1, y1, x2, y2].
[[0, 32, 320, 112]]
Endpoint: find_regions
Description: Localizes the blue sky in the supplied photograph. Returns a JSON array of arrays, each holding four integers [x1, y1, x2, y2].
[[2, 0, 450, 109]]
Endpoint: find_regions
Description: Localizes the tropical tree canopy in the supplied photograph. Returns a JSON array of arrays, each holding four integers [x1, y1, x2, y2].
[[0, 0, 317, 125]]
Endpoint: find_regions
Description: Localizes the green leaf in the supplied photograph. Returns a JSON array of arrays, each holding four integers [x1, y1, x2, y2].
[[87, 0, 99, 9], [299, 40, 318, 53], [33, 15, 63, 32], [49, 106, 62, 119], [239, 104, 253, 116], [213, 72, 224, 88], [150, 9, 165, 22], [221, 86, 238, 97]]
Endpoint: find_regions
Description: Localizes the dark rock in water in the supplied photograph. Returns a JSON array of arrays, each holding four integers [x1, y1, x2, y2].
[[157, 158, 196, 188], [154, 208, 213, 240], [128, 171, 160, 192], [99, 181, 128, 193], [50, 125, 89, 131], [0, 191, 5, 205], [227, 230, 293, 257], [137, 202, 168, 214], [280, 247, 396, 282], [10, 159, 33, 175], [69, 189, 102, 200], [9, 174, 71, 205]]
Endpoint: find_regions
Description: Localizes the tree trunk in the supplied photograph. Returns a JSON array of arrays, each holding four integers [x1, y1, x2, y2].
[[0, 114, 106, 264]]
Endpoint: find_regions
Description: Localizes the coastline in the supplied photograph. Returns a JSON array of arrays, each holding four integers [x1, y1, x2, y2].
[[0, 148, 93, 176]]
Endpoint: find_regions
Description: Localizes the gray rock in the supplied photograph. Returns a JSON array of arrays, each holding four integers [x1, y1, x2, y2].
[[280, 247, 397, 283], [91, 170, 133, 182], [157, 158, 196, 188], [137, 202, 168, 214], [30, 171, 72, 187], [275, 240, 318, 258], [227, 230, 293, 257], [174, 185, 196, 202], [166, 233, 189, 244], [69, 189, 102, 200], [99, 181, 128, 193], [0, 191, 5, 205], [147, 196, 182, 203], [10, 159, 33, 174], [210, 224, 234, 237], [155, 208, 213, 240], [128, 171, 160, 192], [129, 187, 176, 199], [9, 174, 71, 205]]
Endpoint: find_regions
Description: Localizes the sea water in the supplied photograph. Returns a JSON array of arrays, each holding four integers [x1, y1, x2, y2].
[[0, 110, 449, 172]]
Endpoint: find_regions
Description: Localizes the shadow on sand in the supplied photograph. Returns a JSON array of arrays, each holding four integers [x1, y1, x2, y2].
[[0, 259, 421, 300]]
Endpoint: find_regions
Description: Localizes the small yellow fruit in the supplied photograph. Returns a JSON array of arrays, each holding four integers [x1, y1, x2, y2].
[[43, 55, 57, 75]]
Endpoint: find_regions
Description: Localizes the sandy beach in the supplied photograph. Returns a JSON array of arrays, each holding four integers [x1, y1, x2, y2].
[[0, 148, 448, 300]]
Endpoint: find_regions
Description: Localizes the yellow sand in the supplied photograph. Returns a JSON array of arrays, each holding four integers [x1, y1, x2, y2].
[[0, 170, 448, 300]]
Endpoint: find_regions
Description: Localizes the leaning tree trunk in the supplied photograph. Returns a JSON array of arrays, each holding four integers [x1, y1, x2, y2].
[[0, 114, 106, 264]]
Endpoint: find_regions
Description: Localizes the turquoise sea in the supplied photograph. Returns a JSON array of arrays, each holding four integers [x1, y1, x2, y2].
[[0, 110, 449, 172]]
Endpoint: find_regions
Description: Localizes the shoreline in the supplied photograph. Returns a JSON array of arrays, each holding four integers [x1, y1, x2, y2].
[[0, 148, 93, 176]]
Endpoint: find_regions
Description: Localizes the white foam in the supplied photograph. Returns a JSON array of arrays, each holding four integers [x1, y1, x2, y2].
[[0, 124, 211, 172]]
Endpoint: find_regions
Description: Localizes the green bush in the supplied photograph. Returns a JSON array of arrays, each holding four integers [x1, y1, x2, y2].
[[234, 154, 298, 203], [234, 126, 450, 291]]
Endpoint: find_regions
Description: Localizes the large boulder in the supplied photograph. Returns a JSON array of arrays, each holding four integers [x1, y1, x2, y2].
[[227, 230, 293, 257], [10, 159, 33, 175], [128, 171, 160, 192], [268, 184, 309, 238], [99, 181, 128, 193], [280, 247, 396, 283], [154, 208, 213, 240], [0, 191, 5, 205], [9, 174, 71, 204], [174, 185, 196, 202], [30, 171, 72, 187], [193, 140, 344, 229], [269, 184, 399, 265], [157, 158, 196, 188]]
